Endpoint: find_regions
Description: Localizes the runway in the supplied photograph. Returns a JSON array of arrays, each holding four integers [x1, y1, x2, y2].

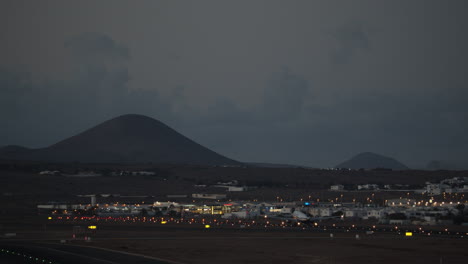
[[0, 242, 181, 264]]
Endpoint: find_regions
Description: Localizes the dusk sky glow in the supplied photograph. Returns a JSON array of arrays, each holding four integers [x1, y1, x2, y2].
[[1, 0, 468, 168]]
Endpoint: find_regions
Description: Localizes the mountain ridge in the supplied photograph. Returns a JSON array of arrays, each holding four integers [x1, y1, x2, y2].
[[336, 152, 409, 170], [0, 114, 240, 165]]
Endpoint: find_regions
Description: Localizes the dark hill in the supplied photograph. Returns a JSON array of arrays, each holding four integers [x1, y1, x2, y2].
[[0, 114, 240, 165], [336, 152, 408, 170]]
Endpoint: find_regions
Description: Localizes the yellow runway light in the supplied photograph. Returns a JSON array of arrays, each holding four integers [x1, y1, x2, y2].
[[205, 225, 211, 228], [88, 225, 97, 230], [405, 232, 413, 237]]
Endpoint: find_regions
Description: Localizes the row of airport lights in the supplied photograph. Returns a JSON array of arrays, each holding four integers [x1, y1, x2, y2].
[[0, 248, 56, 264], [292, 193, 467, 205], [48, 215, 467, 238], [66, 194, 467, 214]]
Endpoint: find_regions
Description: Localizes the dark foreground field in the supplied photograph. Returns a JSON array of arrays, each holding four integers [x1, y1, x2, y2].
[[1, 222, 467, 264]]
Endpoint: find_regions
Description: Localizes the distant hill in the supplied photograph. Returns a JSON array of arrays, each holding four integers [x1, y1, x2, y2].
[[0, 114, 240, 165], [336, 152, 408, 170]]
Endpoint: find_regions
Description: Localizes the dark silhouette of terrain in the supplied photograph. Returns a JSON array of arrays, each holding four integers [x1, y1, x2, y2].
[[336, 152, 408, 170], [0, 114, 239, 165]]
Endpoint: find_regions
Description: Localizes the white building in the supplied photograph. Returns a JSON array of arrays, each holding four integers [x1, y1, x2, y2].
[[425, 184, 450, 195], [216, 180, 238, 186], [330, 184, 344, 191], [308, 207, 321, 217], [192, 193, 227, 200], [222, 209, 260, 219], [441, 177, 465, 185], [308, 207, 334, 217], [344, 208, 366, 218], [367, 209, 385, 219], [319, 208, 333, 217], [132, 171, 156, 176], [389, 219, 410, 225], [422, 216, 437, 225], [357, 184, 379, 190], [228, 186, 246, 192], [280, 207, 294, 214], [39, 170, 60, 175]]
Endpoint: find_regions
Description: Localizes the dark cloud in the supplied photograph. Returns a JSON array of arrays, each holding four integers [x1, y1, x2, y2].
[[202, 98, 253, 124], [176, 67, 310, 127], [169, 67, 314, 165], [0, 67, 32, 110], [1, 1, 468, 168], [0, 68, 32, 144], [64, 32, 130, 63], [0, 33, 174, 147], [329, 22, 372, 64], [262, 67, 309, 121]]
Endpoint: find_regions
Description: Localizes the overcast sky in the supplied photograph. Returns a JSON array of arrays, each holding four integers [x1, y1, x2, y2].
[[1, 0, 467, 168]]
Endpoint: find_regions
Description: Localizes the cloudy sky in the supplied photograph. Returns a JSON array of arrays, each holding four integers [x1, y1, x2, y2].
[[1, 0, 467, 168]]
